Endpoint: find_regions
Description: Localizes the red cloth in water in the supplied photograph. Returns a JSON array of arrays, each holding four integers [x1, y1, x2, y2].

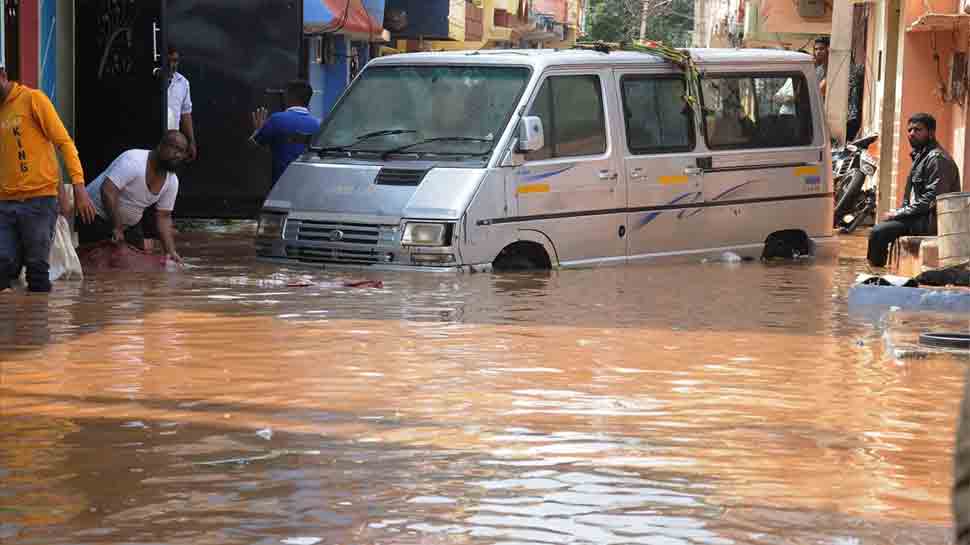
[[342, 280, 383, 288], [78, 241, 169, 272]]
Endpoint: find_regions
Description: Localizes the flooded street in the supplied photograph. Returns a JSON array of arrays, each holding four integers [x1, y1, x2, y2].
[[1, 227, 966, 545]]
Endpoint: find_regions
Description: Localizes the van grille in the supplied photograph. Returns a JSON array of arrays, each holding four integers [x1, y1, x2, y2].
[[295, 220, 380, 245], [284, 219, 391, 266], [374, 168, 428, 186], [286, 246, 384, 265]]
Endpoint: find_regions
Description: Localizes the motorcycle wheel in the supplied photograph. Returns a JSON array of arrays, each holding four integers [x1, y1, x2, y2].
[[840, 199, 875, 234], [834, 170, 866, 222]]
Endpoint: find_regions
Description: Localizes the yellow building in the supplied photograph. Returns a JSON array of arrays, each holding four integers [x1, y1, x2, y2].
[[388, 0, 585, 52]]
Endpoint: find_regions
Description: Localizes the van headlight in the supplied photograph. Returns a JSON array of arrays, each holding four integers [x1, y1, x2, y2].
[[401, 222, 451, 246], [257, 212, 287, 238]]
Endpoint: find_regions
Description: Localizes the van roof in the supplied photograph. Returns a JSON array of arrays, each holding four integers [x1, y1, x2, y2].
[[368, 48, 814, 70]]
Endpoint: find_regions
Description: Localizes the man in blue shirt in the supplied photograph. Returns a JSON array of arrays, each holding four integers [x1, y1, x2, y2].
[[250, 80, 321, 186]]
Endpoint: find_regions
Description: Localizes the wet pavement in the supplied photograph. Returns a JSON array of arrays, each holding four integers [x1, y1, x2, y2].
[[0, 225, 966, 544]]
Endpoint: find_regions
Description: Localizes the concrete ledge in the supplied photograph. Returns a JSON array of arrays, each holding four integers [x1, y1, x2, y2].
[[890, 236, 939, 277], [849, 284, 970, 316]]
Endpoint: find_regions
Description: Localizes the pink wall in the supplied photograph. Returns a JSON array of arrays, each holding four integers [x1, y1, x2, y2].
[[532, 0, 567, 22], [758, 0, 831, 35], [895, 0, 966, 205]]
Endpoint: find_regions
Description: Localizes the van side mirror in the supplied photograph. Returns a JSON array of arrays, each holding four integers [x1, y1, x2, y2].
[[517, 116, 545, 153]]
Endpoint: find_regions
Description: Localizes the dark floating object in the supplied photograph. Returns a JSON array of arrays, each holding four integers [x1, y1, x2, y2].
[[918, 332, 970, 350]]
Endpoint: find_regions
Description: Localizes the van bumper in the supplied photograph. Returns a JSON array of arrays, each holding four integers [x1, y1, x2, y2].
[[255, 255, 471, 273]]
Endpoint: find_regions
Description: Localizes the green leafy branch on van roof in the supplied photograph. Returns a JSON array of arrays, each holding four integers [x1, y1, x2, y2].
[[574, 40, 702, 124]]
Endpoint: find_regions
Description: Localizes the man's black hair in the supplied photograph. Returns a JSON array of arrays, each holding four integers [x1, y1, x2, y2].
[[814, 36, 830, 47], [908, 112, 937, 132], [287, 79, 313, 107], [161, 129, 188, 148]]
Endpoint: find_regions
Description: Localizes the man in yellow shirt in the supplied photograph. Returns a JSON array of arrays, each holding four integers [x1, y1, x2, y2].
[[0, 63, 96, 293]]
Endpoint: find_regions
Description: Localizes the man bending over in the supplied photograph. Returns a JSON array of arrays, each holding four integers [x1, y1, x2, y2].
[[78, 131, 188, 264]]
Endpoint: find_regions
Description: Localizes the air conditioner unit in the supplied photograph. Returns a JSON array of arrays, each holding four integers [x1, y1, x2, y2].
[[798, 0, 825, 18]]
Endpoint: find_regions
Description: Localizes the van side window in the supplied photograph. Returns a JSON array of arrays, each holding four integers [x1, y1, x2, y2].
[[526, 75, 607, 161], [621, 76, 694, 154], [700, 74, 813, 149]]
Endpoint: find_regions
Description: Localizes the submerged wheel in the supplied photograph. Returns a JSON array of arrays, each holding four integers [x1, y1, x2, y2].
[[762, 230, 812, 260], [493, 241, 552, 271]]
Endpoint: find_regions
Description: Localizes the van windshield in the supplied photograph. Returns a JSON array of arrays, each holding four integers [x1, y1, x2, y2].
[[312, 65, 530, 161]]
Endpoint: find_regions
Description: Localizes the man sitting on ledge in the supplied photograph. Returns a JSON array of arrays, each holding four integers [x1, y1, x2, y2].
[[867, 113, 960, 267]]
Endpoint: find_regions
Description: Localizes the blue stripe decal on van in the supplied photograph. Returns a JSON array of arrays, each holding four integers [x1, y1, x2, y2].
[[519, 165, 575, 183], [640, 191, 703, 227], [476, 192, 833, 226], [679, 180, 760, 219]]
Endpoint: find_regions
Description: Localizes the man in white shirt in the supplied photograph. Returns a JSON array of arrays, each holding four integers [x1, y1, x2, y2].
[[77, 131, 188, 264], [139, 46, 194, 253], [167, 46, 196, 161]]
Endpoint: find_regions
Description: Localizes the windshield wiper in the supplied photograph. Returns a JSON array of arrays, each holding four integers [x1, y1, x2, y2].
[[316, 129, 418, 155], [380, 136, 494, 159]]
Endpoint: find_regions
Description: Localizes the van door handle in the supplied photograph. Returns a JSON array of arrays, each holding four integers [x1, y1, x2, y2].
[[684, 166, 704, 176], [630, 168, 643, 179], [598, 170, 618, 181]]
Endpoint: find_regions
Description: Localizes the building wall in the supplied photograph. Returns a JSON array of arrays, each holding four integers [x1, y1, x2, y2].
[[0, 0, 5, 67], [742, 0, 825, 50], [891, 0, 967, 205], [756, 0, 831, 34], [385, 0, 458, 40], [19, 0, 39, 87], [54, 0, 74, 130], [415, 0, 582, 51], [39, 0, 54, 99], [533, 0, 567, 21]]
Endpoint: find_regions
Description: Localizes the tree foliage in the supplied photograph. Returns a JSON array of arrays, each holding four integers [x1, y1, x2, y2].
[[585, 0, 694, 47]]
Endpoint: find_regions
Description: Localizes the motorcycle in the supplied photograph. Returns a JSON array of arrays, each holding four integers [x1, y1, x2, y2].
[[832, 133, 879, 233]]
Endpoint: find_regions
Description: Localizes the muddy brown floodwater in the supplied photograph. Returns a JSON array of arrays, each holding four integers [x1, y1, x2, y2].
[[0, 226, 966, 544]]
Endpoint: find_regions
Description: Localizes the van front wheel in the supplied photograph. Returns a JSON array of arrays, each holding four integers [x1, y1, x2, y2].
[[492, 242, 552, 271]]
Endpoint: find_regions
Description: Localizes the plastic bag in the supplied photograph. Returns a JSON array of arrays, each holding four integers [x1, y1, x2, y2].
[[48, 216, 83, 281]]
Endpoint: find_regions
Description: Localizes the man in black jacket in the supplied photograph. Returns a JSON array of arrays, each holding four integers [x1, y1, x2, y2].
[[867, 113, 961, 267]]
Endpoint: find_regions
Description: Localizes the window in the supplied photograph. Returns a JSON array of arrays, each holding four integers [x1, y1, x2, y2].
[[621, 76, 694, 154], [313, 66, 530, 161], [700, 73, 813, 149], [526, 75, 607, 161]]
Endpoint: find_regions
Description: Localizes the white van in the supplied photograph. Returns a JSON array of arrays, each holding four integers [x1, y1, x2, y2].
[[256, 48, 833, 271]]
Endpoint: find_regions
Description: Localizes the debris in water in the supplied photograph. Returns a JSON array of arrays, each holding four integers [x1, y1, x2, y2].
[[894, 349, 930, 360], [195, 450, 286, 466], [286, 279, 384, 289], [343, 279, 384, 288], [281, 538, 322, 545], [256, 428, 273, 441], [701, 251, 745, 264]]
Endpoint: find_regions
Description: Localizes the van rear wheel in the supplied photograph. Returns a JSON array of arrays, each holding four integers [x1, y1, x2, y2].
[[762, 230, 812, 260]]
